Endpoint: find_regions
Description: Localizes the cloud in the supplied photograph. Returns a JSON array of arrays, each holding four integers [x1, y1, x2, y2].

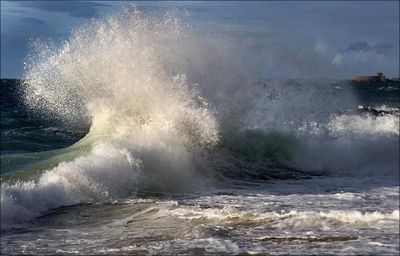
[[7, 9, 27, 14], [17, 1, 111, 18], [22, 17, 45, 25], [334, 41, 395, 68], [331, 44, 398, 78], [372, 43, 394, 54], [334, 48, 387, 66], [341, 41, 369, 53], [340, 41, 393, 54]]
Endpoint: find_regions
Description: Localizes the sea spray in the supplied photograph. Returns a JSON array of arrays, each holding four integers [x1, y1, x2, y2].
[[3, 8, 224, 226]]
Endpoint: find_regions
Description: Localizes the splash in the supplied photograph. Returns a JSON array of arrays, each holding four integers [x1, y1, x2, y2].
[[3, 7, 230, 226]]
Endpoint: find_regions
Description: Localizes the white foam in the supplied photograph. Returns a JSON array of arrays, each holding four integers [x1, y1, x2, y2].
[[328, 114, 399, 136], [163, 206, 399, 229]]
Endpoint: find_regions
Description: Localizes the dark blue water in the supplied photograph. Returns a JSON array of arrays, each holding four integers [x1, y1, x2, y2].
[[1, 79, 88, 173]]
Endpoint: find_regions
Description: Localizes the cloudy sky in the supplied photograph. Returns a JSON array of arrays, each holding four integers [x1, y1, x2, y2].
[[1, 1, 399, 79]]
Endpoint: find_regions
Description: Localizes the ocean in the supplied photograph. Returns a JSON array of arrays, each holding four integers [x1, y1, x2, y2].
[[1, 8, 399, 255]]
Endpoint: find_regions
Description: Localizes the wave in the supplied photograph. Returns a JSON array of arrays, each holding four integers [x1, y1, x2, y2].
[[161, 206, 399, 229], [1, 7, 399, 228]]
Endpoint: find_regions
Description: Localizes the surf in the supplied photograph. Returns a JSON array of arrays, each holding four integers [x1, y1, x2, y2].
[[1, 6, 399, 229]]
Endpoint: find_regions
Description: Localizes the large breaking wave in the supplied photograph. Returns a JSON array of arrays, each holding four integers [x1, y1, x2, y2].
[[1, 7, 399, 228]]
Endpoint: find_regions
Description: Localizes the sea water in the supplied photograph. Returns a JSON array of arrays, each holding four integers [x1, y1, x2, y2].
[[1, 7, 399, 255]]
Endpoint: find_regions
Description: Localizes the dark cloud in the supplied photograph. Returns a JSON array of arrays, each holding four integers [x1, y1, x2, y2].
[[341, 41, 369, 52], [8, 9, 27, 14], [17, 1, 111, 18], [372, 43, 394, 54], [22, 17, 45, 25], [340, 41, 393, 54]]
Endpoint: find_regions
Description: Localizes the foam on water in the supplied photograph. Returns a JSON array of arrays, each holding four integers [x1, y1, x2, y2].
[[4, 176, 398, 254], [2, 175, 399, 254], [328, 114, 399, 136], [163, 207, 399, 229]]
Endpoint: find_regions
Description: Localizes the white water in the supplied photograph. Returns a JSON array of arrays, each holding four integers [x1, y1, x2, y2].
[[2, 178, 399, 255]]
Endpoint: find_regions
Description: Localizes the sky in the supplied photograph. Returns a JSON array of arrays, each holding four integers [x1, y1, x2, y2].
[[1, 1, 399, 79]]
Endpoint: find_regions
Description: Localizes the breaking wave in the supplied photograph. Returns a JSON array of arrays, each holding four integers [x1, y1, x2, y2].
[[1, 6, 399, 228]]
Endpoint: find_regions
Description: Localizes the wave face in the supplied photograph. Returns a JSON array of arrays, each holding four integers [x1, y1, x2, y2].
[[1, 7, 399, 232]]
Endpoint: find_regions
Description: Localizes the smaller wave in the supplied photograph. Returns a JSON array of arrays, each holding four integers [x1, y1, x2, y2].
[[378, 86, 399, 91], [327, 113, 399, 136], [141, 203, 400, 230]]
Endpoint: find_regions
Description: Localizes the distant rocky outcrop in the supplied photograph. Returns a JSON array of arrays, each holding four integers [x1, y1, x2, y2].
[[352, 72, 400, 85], [353, 72, 387, 83]]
